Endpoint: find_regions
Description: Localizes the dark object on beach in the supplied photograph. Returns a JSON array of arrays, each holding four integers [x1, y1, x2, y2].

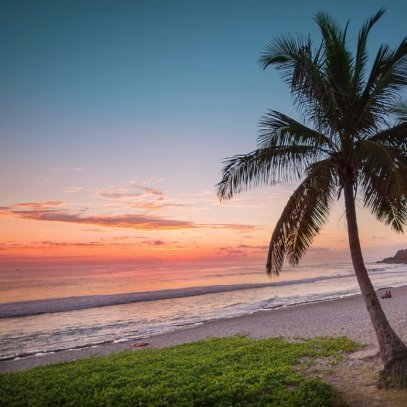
[[378, 249, 407, 264], [131, 342, 149, 348], [381, 290, 392, 299], [217, 9, 407, 388]]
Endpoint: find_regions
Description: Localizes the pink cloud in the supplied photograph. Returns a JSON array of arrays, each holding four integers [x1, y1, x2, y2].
[[0, 239, 184, 252], [0, 201, 258, 232], [215, 247, 248, 257], [53, 167, 84, 172], [8, 201, 66, 210], [143, 187, 165, 199], [202, 223, 259, 231], [237, 244, 268, 250], [0, 241, 110, 251], [307, 247, 333, 253], [92, 185, 170, 210], [96, 191, 142, 200], [0, 208, 194, 230], [143, 239, 166, 246], [214, 243, 269, 257], [95, 186, 165, 200], [64, 186, 86, 194]]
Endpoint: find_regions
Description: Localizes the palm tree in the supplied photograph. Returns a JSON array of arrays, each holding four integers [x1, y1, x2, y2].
[[217, 9, 407, 388]]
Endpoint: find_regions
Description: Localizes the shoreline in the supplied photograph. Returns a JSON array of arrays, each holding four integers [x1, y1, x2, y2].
[[1, 285, 406, 373], [0, 273, 355, 318], [0, 294, 354, 362]]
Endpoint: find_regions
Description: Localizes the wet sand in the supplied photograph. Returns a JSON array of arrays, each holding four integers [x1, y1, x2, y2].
[[1, 285, 406, 373]]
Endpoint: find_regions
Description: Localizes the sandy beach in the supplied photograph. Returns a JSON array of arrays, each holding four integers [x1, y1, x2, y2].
[[1, 285, 406, 373]]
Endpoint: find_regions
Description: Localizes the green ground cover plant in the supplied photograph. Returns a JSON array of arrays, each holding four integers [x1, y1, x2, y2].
[[0, 336, 359, 406]]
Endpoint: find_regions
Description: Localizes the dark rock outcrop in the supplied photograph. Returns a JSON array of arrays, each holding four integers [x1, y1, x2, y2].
[[378, 249, 407, 264]]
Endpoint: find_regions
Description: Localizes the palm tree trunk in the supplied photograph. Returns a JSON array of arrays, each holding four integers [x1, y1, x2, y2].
[[343, 179, 407, 387]]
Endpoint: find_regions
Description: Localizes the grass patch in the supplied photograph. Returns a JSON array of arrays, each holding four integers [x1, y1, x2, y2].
[[0, 336, 359, 406]]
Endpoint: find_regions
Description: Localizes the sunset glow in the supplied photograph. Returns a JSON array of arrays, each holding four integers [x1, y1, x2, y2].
[[2, 0, 407, 272]]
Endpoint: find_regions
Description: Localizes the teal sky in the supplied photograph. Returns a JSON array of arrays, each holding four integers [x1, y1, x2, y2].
[[1, 0, 407, 265]]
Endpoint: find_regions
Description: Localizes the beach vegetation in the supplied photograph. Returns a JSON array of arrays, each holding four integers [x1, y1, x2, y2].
[[217, 9, 407, 388], [0, 336, 358, 406]]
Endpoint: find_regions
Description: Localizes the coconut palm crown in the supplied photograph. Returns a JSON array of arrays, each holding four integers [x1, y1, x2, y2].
[[217, 9, 407, 387]]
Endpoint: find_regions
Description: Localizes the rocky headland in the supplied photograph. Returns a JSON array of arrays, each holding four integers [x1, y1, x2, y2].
[[378, 249, 407, 264]]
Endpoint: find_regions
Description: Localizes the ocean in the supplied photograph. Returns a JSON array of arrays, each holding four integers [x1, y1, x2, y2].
[[0, 261, 406, 361]]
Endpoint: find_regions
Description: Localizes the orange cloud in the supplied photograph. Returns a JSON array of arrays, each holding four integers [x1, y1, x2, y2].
[[215, 244, 269, 258], [95, 186, 165, 201], [203, 223, 259, 232], [6, 201, 66, 210], [90, 186, 175, 211], [0, 239, 183, 252], [215, 247, 248, 257], [143, 239, 166, 246], [97, 191, 143, 200], [0, 241, 130, 251], [0, 202, 257, 231], [0, 207, 195, 230]]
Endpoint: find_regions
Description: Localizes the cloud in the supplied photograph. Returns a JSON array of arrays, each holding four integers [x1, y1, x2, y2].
[[215, 247, 248, 257], [0, 239, 182, 252], [0, 202, 257, 232], [0, 208, 195, 230], [237, 244, 268, 249], [40, 241, 105, 248], [142, 240, 166, 246], [7, 201, 66, 210], [214, 243, 268, 257], [64, 186, 86, 194], [143, 187, 165, 199], [0, 241, 110, 251], [307, 247, 334, 253], [53, 167, 84, 172], [64, 182, 166, 203], [202, 223, 259, 231], [0, 202, 194, 230], [97, 191, 142, 200], [103, 236, 146, 241], [91, 185, 171, 211], [95, 185, 165, 201], [128, 201, 167, 210], [129, 177, 165, 187]]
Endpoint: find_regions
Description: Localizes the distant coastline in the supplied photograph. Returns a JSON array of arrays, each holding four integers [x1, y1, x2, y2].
[[377, 249, 407, 264]]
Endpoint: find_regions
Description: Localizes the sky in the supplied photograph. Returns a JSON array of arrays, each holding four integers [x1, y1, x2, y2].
[[1, 0, 407, 268]]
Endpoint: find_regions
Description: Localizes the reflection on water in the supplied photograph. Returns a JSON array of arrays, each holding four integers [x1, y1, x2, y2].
[[0, 262, 271, 303]]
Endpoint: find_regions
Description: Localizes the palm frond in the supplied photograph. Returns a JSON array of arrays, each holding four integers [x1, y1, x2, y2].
[[259, 33, 318, 103], [357, 139, 407, 231], [258, 110, 337, 152], [259, 33, 338, 132], [218, 9, 407, 277], [352, 8, 386, 93], [217, 144, 320, 200], [388, 100, 407, 122], [362, 37, 407, 114], [217, 112, 331, 200], [314, 12, 353, 93], [362, 176, 407, 232], [266, 159, 337, 275], [259, 33, 312, 77], [368, 122, 407, 148]]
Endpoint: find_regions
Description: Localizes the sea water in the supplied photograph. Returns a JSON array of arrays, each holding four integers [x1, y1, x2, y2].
[[0, 261, 406, 361]]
